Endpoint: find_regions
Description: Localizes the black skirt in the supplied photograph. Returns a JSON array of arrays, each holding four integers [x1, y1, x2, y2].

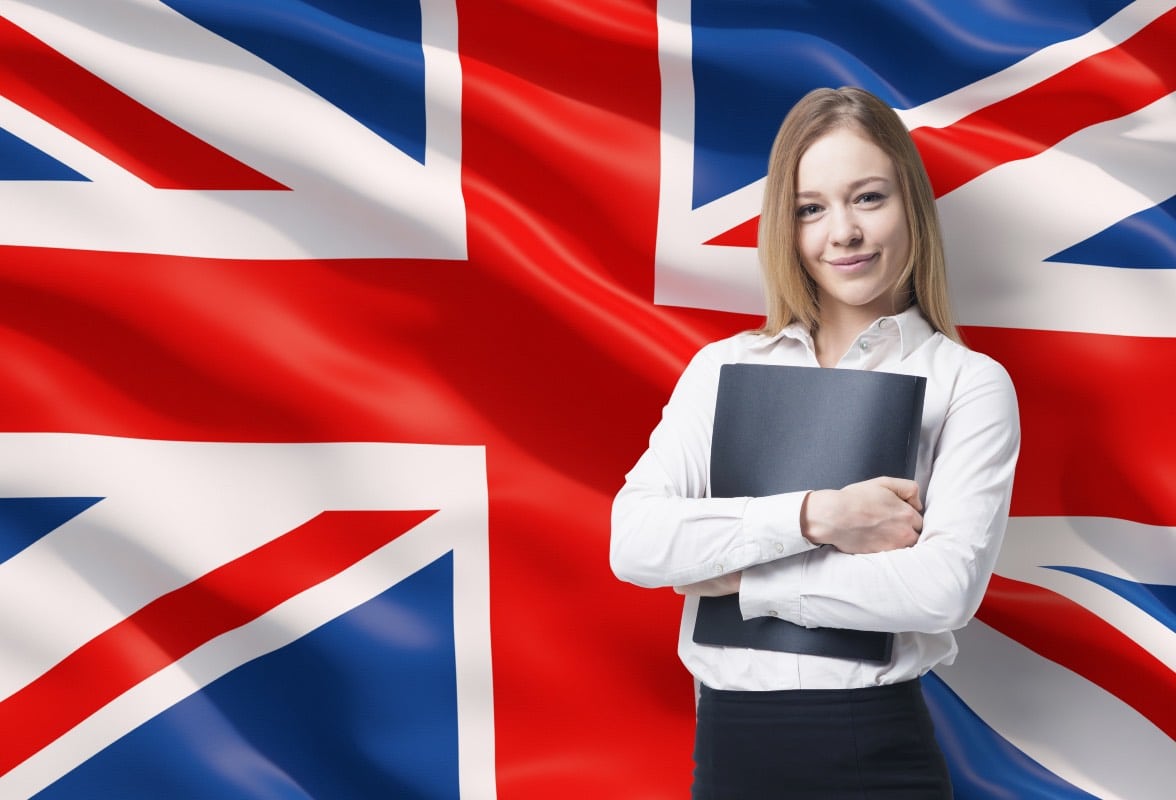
[[692, 679, 952, 799]]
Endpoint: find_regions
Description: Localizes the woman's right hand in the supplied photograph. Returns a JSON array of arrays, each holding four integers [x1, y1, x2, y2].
[[800, 476, 923, 554]]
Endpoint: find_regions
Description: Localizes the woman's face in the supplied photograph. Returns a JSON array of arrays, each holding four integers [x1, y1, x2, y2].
[[794, 127, 911, 327]]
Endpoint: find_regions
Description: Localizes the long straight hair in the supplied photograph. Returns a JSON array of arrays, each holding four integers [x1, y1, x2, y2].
[[757, 87, 959, 341]]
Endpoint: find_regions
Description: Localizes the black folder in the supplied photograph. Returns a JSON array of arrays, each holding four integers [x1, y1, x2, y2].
[[692, 363, 926, 662]]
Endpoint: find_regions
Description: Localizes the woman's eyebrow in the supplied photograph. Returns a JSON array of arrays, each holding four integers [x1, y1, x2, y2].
[[796, 176, 892, 199], [799, 176, 889, 196]]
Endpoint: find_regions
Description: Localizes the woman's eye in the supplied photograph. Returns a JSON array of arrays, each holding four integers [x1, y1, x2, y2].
[[796, 204, 822, 218], [856, 192, 885, 205]]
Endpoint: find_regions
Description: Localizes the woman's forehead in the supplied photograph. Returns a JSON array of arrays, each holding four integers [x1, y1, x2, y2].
[[797, 128, 897, 190]]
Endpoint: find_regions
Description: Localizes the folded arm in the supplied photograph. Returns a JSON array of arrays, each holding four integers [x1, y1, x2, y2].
[[738, 360, 1020, 634]]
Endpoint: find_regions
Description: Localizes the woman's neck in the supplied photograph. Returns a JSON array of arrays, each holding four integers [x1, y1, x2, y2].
[[813, 326, 860, 368], [812, 307, 887, 368]]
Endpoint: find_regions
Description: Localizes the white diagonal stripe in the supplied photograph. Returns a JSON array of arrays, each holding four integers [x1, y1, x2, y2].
[[937, 620, 1174, 800], [0, 0, 465, 259]]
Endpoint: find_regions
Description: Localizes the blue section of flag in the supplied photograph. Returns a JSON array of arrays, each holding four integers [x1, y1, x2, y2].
[[0, 127, 88, 182], [923, 672, 1100, 799], [163, 0, 427, 164], [1046, 565, 1176, 633], [1046, 195, 1176, 269], [689, 0, 1135, 208], [0, 497, 102, 564], [34, 552, 460, 799]]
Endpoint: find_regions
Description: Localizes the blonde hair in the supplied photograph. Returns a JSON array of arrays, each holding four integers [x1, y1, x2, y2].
[[757, 87, 958, 341]]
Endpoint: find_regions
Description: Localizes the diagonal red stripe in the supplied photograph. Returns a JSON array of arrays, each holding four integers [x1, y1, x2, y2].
[[977, 573, 1176, 739], [0, 17, 287, 191], [912, 7, 1176, 197], [0, 508, 436, 776], [707, 8, 1175, 247], [704, 215, 758, 247]]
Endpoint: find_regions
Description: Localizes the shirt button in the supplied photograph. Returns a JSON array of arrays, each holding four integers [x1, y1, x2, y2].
[[878, 318, 890, 328], [775, 542, 784, 553], [859, 340, 870, 351], [714, 564, 723, 573], [768, 610, 779, 617]]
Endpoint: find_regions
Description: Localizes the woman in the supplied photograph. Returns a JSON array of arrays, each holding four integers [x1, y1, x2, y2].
[[610, 87, 1020, 798]]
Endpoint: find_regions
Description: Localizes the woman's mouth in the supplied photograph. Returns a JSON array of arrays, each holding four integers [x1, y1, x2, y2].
[[827, 253, 877, 272]]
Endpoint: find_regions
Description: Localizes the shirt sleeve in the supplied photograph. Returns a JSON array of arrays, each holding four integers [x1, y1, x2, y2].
[[610, 344, 817, 589], [738, 355, 1021, 634]]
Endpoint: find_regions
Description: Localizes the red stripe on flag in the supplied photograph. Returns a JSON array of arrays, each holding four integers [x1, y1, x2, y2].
[[912, 7, 1176, 197], [0, 17, 288, 191], [0, 508, 436, 776], [704, 215, 757, 247], [961, 326, 1176, 526], [978, 573, 1176, 739]]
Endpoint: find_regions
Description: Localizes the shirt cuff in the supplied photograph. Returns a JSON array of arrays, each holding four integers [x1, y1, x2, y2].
[[739, 548, 808, 624], [737, 491, 814, 624], [741, 491, 814, 561]]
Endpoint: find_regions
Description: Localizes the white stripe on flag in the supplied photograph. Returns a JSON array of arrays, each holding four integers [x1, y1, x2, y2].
[[943, 94, 1176, 337], [896, 0, 1168, 129], [995, 516, 1176, 671], [938, 619, 1173, 800], [0, 0, 465, 259], [0, 434, 495, 800]]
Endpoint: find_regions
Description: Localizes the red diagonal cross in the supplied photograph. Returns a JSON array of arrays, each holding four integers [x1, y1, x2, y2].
[[0, 16, 287, 190], [0, 508, 436, 776], [978, 572, 1176, 740]]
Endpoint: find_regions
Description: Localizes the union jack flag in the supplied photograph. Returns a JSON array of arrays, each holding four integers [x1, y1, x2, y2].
[[0, 1, 1171, 798]]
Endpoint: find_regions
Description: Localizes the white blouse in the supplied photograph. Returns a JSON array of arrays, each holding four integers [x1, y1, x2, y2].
[[611, 307, 1021, 690]]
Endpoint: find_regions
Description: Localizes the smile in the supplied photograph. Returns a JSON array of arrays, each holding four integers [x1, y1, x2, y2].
[[826, 253, 878, 272]]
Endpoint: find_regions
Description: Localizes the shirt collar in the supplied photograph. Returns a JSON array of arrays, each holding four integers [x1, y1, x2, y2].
[[749, 305, 935, 360]]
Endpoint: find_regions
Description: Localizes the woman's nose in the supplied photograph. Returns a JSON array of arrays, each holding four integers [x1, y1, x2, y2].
[[830, 207, 862, 247]]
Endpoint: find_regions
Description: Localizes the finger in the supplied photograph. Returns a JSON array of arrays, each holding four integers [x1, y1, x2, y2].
[[907, 489, 923, 513], [872, 476, 922, 509]]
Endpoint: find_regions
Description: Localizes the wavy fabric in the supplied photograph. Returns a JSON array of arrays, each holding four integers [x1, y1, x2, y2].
[[0, 1, 1172, 799]]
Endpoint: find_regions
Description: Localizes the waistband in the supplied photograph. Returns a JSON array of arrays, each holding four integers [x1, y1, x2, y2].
[[699, 677, 923, 705]]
